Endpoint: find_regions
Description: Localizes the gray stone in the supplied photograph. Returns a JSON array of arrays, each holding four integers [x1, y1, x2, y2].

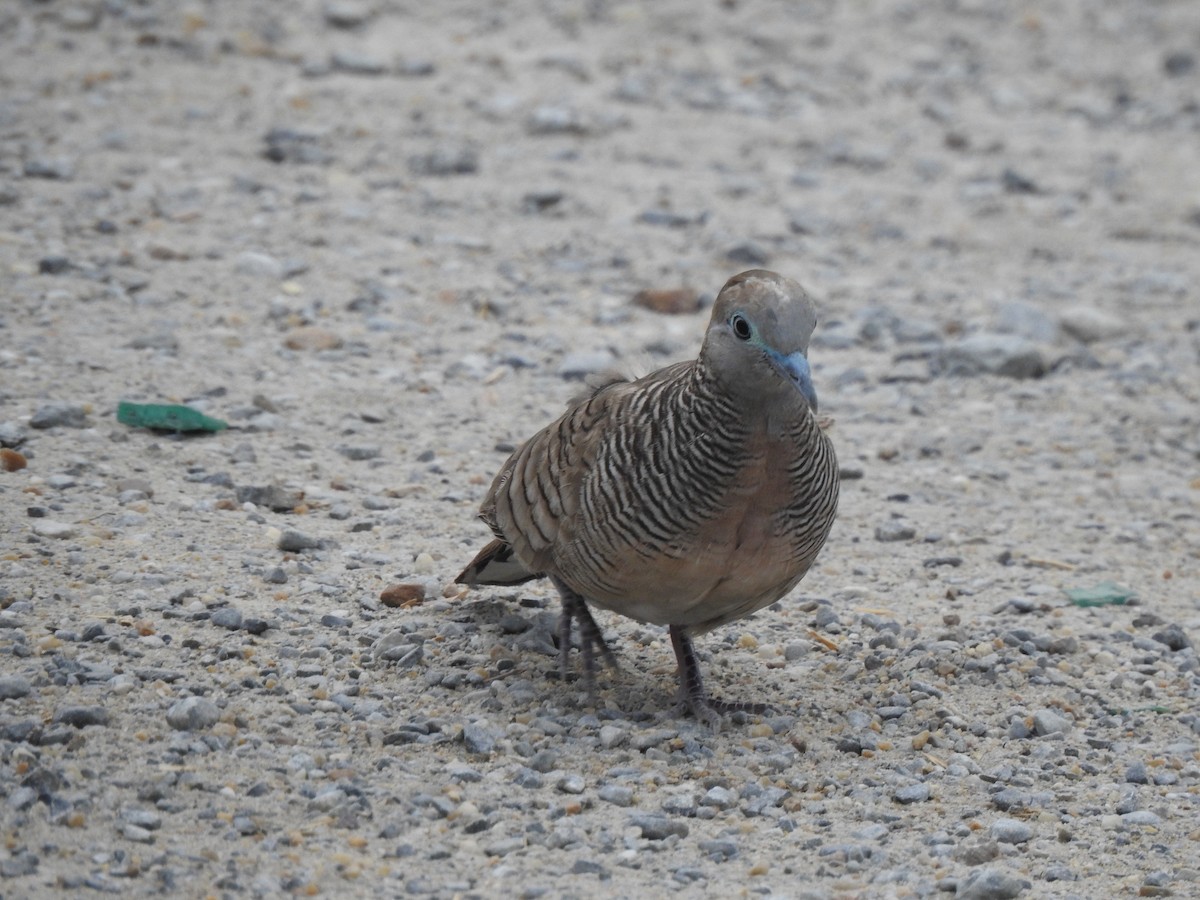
[[127, 331, 179, 353], [0, 421, 26, 447], [512, 767, 542, 788], [39, 255, 71, 274], [935, 334, 1045, 379], [410, 145, 479, 176], [1122, 810, 1162, 827], [463, 722, 498, 756], [726, 242, 770, 266], [0, 850, 38, 877], [30, 403, 88, 428], [0, 675, 31, 700], [630, 813, 688, 840], [167, 696, 220, 731], [121, 808, 163, 830], [54, 705, 110, 728], [263, 127, 331, 165], [557, 774, 585, 794], [1152, 624, 1192, 651], [598, 784, 634, 807], [1124, 761, 1149, 784], [529, 749, 559, 773], [237, 484, 303, 512], [989, 818, 1032, 844], [210, 607, 243, 630], [894, 783, 930, 804], [875, 520, 916, 542], [990, 788, 1048, 811], [278, 530, 320, 552], [337, 445, 381, 461], [24, 157, 74, 179], [661, 793, 697, 816], [484, 837, 524, 857], [8, 786, 39, 811], [527, 105, 589, 135], [323, 0, 373, 28], [698, 838, 739, 861], [955, 868, 1030, 899], [700, 786, 738, 809], [1031, 708, 1072, 736], [122, 825, 156, 844], [332, 51, 387, 75], [1059, 305, 1127, 343], [32, 520, 80, 539]]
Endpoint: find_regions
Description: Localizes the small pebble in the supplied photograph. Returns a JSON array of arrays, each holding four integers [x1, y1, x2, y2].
[[630, 813, 689, 841], [166, 696, 220, 731], [32, 520, 79, 539], [210, 607, 243, 630], [557, 774, 586, 794], [323, 0, 372, 28], [598, 784, 634, 807], [54, 706, 110, 728], [278, 530, 321, 552], [894, 783, 930, 804], [1031, 709, 1072, 736], [955, 867, 1030, 899], [463, 722, 499, 756], [30, 403, 88, 429], [283, 327, 344, 351], [0, 675, 31, 699], [990, 818, 1033, 844], [934, 334, 1044, 379], [875, 521, 916, 542], [380, 583, 425, 607]]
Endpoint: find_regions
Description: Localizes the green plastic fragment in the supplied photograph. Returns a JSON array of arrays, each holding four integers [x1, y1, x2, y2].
[[117, 401, 228, 433], [1065, 580, 1135, 607]]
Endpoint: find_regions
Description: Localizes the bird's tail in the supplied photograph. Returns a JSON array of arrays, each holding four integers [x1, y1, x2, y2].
[[456, 539, 541, 586]]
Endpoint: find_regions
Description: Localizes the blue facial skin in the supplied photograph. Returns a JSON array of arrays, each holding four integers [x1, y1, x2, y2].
[[774, 349, 819, 413], [730, 311, 820, 413]]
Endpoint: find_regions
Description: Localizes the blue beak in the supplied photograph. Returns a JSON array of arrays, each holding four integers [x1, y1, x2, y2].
[[777, 350, 819, 412]]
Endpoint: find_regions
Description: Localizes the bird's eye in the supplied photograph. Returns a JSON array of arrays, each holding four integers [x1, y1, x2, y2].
[[731, 314, 752, 340]]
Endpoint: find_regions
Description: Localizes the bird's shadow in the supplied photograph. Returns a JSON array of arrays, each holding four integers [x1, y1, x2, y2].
[[454, 595, 794, 730]]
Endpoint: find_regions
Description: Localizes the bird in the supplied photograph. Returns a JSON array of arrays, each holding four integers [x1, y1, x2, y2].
[[456, 269, 839, 727]]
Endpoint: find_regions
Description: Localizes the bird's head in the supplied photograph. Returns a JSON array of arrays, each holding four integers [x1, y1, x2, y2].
[[701, 269, 821, 412]]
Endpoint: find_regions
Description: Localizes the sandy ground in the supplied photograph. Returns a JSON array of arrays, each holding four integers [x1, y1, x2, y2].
[[2, 1, 1199, 898]]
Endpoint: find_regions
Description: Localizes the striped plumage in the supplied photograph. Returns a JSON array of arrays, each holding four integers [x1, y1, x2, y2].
[[458, 270, 839, 726]]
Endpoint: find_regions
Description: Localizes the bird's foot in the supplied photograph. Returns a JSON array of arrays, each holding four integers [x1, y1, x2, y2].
[[553, 580, 619, 697], [670, 625, 770, 732]]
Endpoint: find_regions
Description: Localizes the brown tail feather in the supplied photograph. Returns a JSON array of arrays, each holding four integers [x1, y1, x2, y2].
[[456, 538, 541, 586]]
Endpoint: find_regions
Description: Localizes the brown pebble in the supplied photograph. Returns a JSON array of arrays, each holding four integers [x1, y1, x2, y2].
[[632, 288, 700, 315], [380, 583, 426, 608], [1, 448, 27, 472], [284, 326, 344, 351]]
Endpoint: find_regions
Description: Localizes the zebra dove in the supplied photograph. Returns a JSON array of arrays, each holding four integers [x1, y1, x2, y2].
[[457, 269, 839, 727]]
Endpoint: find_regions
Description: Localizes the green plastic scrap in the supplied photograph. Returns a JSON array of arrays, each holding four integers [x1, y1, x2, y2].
[[117, 401, 228, 433], [1064, 580, 1135, 607]]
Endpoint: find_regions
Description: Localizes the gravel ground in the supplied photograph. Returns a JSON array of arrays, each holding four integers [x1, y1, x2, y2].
[[2, 1, 1199, 897]]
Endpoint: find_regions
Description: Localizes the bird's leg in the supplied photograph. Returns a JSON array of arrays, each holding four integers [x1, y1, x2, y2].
[[670, 625, 770, 730], [551, 578, 619, 695]]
